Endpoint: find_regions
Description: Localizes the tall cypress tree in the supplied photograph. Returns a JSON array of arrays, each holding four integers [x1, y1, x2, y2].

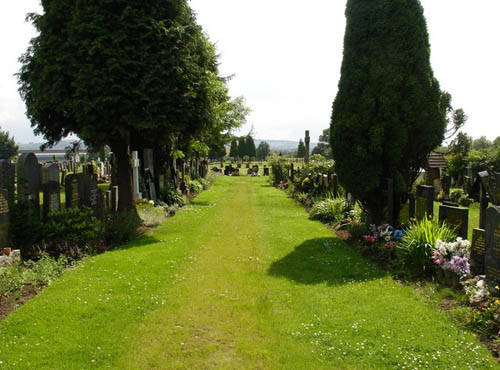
[[246, 136, 257, 158], [330, 0, 446, 223], [237, 137, 246, 158], [297, 139, 306, 158], [229, 140, 239, 158]]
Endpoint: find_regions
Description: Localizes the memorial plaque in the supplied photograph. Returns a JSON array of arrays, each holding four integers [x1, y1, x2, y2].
[[65, 174, 81, 208], [17, 153, 41, 214], [485, 206, 500, 283], [0, 189, 9, 247], [471, 228, 486, 275], [416, 185, 434, 220], [439, 205, 469, 239]]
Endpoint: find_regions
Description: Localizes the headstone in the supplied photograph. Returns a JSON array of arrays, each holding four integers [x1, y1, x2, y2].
[[484, 206, 500, 283], [0, 189, 9, 247], [145, 169, 157, 201], [323, 174, 329, 188], [439, 205, 469, 239], [408, 193, 416, 219], [131, 151, 141, 200], [442, 175, 451, 197], [0, 160, 15, 205], [246, 163, 250, 169], [305, 130, 310, 164], [143, 148, 154, 177], [263, 167, 270, 176], [61, 169, 68, 186], [43, 181, 61, 219], [65, 174, 81, 208], [416, 185, 434, 220], [16, 153, 41, 214], [81, 173, 99, 217], [111, 186, 119, 213], [97, 189, 106, 221], [470, 228, 486, 275], [442, 201, 459, 208]]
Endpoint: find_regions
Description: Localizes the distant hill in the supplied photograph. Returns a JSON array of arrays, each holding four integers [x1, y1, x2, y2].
[[254, 139, 317, 153], [18, 140, 86, 151]]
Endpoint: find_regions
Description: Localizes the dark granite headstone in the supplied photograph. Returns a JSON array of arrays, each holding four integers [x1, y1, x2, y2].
[[439, 205, 469, 239], [246, 163, 250, 169], [416, 185, 434, 220], [442, 175, 451, 196], [408, 193, 416, 219], [65, 174, 81, 208], [43, 181, 61, 219], [81, 173, 99, 217], [485, 206, 500, 283], [0, 189, 9, 247], [0, 160, 15, 205], [263, 167, 269, 176], [16, 153, 40, 214], [471, 228, 486, 275]]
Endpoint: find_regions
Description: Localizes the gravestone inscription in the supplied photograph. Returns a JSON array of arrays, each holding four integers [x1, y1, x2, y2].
[[65, 174, 81, 208], [439, 205, 469, 239], [471, 228, 486, 275], [485, 206, 500, 283], [81, 173, 99, 217], [43, 181, 61, 219], [0, 189, 9, 247]]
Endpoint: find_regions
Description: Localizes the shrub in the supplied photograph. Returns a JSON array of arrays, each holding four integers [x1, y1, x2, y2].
[[450, 189, 465, 203], [137, 202, 167, 227], [160, 187, 186, 206], [347, 222, 370, 242], [309, 198, 353, 224], [188, 180, 203, 195], [397, 216, 457, 278], [104, 212, 142, 247], [43, 207, 100, 258], [8, 202, 44, 259], [0, 253, 66, 296]]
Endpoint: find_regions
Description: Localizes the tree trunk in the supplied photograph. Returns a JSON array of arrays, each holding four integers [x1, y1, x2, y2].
[[110, 139, 137, 214]]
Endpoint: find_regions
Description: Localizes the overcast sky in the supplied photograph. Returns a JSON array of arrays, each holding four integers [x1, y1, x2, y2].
[[1, 1, 499, 144]]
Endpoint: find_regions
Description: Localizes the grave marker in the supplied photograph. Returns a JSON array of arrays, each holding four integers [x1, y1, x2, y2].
[[43, 181, 61, 219], [0, 189, 9, 247], [16, 153, 40, 214], [143, 148, 154, 177], [471, 228, 486, 275], [439, 205, 469, 239], [485, 206, 500, 283], [416, 185, 434, 220], [82, 173, 99, 217], [263, 167, 269, 176], [65, 174, 81, 208], [305, 130, 310, 164]]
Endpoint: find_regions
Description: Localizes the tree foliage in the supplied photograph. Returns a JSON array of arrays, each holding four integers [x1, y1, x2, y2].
[[311, 128, 332, 159], [256, 141, 270, 161], [330, 0, 446, 222], [229, 140, 239, 158], [297, 139, 306, 158], [0, 127, 19, 160]]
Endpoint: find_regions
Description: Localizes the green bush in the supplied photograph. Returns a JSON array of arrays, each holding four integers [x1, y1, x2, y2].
[[450, 189, 465, 204], [104, 211, 142, 247], [188, 180, 203, 195], [160, 187, 186, 206], [137, 202, 166, 227], [309, 198, 353, 224], [0, 253, 66, 296], [293, 160, 335, 197], [347, 222, 369, 242], [43, 207, 100, 257], [8, 202, 44, 259], [397, 216, 457, 278]]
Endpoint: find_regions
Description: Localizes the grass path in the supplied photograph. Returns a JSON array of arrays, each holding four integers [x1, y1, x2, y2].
[[0, 177, 497, 369]]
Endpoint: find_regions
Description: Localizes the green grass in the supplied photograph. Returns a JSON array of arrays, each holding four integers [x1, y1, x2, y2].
[[0, 177, 496, 369]]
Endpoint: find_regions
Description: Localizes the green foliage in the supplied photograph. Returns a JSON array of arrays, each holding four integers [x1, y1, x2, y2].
[[188, 180, 203, 195], [346, 222, 370, 242], [137, 202, 167, 227], [268, 155, 291, 184], [397, 217, 457, 277], [293, 160, 335, 197], [43, 207, 100, 257], [104, 212, 142, 247], [256, 141, 270, 161], [229, 140, 239, 158], [246, 136, 257, 158], [0, 253, 66, 297], [309, 198, 353, 224], [330, 0, 446, 223], [160, 187, 186, 207], [297, 139, 306, 158], [8, 202, 44, 259], [0, 127, 19, 160]]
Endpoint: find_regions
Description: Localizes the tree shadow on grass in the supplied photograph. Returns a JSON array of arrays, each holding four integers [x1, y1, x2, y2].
[[268, 238, 386, 286]]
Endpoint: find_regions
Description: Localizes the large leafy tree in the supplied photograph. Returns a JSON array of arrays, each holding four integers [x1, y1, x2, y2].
[[330, 0, 446, 223], [0, 127, 19, 160], [19, 0, 217, 212], [256, 141, 270, 161]]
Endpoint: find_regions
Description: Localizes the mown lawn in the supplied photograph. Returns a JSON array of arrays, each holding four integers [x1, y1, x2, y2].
[[0, 177, 496, 369]]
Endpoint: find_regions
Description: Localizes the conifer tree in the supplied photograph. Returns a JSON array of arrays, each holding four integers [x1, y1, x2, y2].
[[229, 140, 239, 158], [330, 0, 446, 223], [297, 139, 306, 158], [246, 136, 257, 158]]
